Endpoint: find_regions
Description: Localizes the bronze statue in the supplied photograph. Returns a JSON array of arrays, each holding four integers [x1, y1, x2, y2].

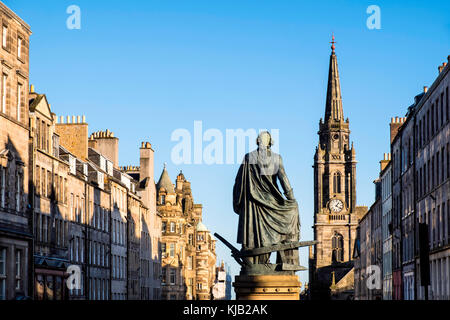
[[233, 131, 300, 264], [215, 131, 315, 275]]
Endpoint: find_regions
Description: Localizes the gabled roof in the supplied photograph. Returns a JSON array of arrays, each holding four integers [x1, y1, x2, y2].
[[29, 93, 53, 121]]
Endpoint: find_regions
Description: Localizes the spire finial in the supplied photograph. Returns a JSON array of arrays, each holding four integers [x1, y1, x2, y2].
[[163, 162, 167, 169], [330, 33, 336, 53]]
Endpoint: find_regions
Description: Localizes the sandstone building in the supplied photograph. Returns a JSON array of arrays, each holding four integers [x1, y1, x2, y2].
[[0, 2, 31, 300], [309, 37, 367, 300], [156, 167, 216, 300], [355, 55, 449, 300], [26, 87, 162, 300], [354, 161, 384, 300]]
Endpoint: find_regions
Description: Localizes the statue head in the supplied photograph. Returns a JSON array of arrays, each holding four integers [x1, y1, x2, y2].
[[256, 131, 273, 149]]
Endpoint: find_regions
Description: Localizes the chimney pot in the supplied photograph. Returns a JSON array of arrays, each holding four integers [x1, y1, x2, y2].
[[82, 115, 86, 123], [30, 84, 35, 93], [77, 115, 81, 123], [424, 86, 428, 93]]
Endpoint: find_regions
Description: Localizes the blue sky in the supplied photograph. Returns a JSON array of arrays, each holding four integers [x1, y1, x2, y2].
[[5, 0, 449, 287]]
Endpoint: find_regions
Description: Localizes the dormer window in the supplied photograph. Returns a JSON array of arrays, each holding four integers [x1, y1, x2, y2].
[[69, 155, 76, 175]]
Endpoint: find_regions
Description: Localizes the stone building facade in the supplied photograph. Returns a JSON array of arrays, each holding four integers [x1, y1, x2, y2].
[[381, 155, 393, 300], [156, 167, 216, 300], [0, 2, 31, 300], [413, 58, 449, 300], [354, 176, 383, 300], [309, 38, 367, 300], [24, 86, 163, 300], [360, 55, 449, 300]]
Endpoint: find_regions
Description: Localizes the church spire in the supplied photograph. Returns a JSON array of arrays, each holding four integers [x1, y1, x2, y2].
[[324, 34, 344, 122]]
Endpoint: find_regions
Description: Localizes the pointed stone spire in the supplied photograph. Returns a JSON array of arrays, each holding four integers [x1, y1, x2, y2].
[[324, 34, 344, 123], [156, 164, 175, 193]]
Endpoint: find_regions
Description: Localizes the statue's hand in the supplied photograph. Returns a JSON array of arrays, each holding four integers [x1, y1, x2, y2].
[[285, 188, 295, 201]]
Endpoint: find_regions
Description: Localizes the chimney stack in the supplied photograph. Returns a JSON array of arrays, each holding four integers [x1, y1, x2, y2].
[[390, 117, 404, 143], [380, 153, 391, 172]]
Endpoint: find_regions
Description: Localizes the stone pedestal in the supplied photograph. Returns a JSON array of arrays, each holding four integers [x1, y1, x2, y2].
[[233, 274, 300, 300]]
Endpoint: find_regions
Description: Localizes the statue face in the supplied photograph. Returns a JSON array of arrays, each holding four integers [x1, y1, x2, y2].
[[258, 132, 271, 147]]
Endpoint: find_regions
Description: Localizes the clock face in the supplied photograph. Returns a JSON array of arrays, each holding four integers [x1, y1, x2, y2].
[[329, 199, 344, 213]]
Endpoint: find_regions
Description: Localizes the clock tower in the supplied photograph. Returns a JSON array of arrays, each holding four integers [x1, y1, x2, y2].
[[309, 36, 367, 299]]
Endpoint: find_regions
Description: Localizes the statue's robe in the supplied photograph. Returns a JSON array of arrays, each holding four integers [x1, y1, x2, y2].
[[233, 149, 300, 253]]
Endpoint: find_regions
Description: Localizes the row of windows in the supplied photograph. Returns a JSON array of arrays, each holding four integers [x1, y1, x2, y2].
[[0, 247, 23, 300], [0, 73, 25, 123], [161, 243, 176, 258], [140, 259, 151, 278], [35, 213, 68, 247], [161, 267, 180, 286], [35, 165, 66, 202], [0, 166, 22, 212], [112, 255, 126, 280], [91, 204, 110, 232], [70, 193, 84, 223], [417, 86, 449, 149], [70, 236, 84, 263], [112, 186, 127, 212], [35, 117, 51, 154], [1, 23, 25, 60], [89, 241, 109, 268], [417, 143, 450, 198], [89, 277, 109, 300], [419, 200, 450, 249], [162, 221, 184, 234], [112, 217, 126, 245], [35, 273, 66, 300]]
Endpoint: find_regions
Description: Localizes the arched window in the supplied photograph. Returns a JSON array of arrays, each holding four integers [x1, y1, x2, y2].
[[332, 232, 344, 263], [333, 172, 342, 194], [160, 195, 165, 205]]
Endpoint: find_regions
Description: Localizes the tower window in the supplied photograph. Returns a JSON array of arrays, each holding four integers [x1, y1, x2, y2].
[[160, 195, 165, 204], [333, 172, 342, 193], [332, 232, 344, 263]]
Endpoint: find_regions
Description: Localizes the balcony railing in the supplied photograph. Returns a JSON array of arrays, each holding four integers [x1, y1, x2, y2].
[[329, 214, 346, 221]]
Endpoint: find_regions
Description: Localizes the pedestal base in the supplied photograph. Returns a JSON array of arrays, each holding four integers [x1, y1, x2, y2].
[[233, 274, 300, 300]]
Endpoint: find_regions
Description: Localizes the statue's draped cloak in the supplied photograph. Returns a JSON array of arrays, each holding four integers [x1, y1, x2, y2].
[[233, 151, 300, 249]]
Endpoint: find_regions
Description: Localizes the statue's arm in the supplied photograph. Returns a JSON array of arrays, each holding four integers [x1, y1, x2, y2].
[[277, 155, 295, 200]]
